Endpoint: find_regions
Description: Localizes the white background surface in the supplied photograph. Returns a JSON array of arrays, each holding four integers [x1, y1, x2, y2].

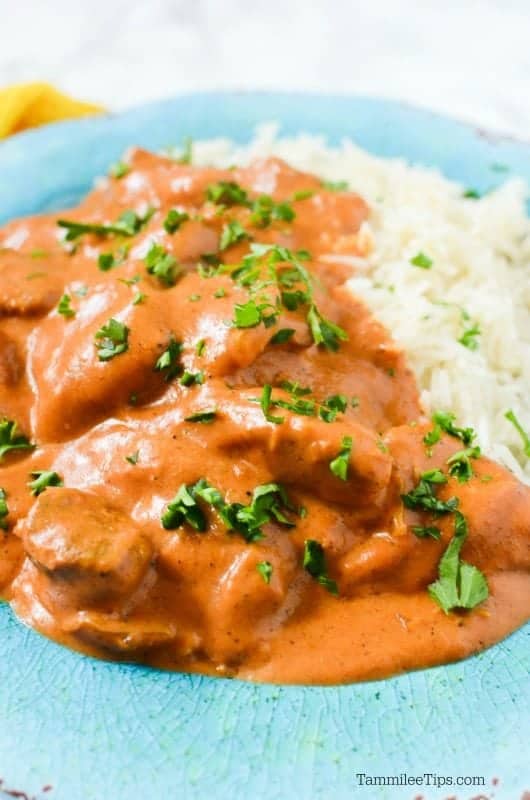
[[1, 0, 529, 138]]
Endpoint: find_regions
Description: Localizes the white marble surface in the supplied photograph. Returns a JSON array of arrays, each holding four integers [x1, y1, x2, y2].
[[1, 0, 530, 138]]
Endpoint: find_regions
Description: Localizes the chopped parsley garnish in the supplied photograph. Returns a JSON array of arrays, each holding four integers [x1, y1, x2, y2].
[[133, 291, 146, 305], [195, 339, 206, 356], [303, 539, 338, 595], [424, 411, 476, 449], [161, 484, 208, 532], [412, 525, 441, 540], [428, 511, 489, 613], [125, 451, 139, 465], [292, 189, 315, 201], [145, 243, 180, 287], [307, 305, 348, 351], [269, 328, 295, 345], [0, 489, 9, 531], [260, 384, 284, 425], [109, 160, 130, 179], [179, 371, 204, 387], [94, 318, 129, 361], [446, 446, 481, 483], [184, 408, 217, 424], [213, 287, 226, 298], [188, 294, 201, 302], [410, 251, 433, 269], [329, 435, 353, 481], [220, 220, 250, 251], [206, 181, 249, 206], [233, 299, 276, 329], [0, 419, 34, 460], [57, 294, 75, 318], [58, 208, 153, 241], [98, 252, 115, 271], [458, 323, 481, 351], [250, 196, 295, 228], [163, 209, 189, 234], [463, 188, 481, 199], [161, 479, 296, 541], [256, 560, 273, 584], [28, 470, 63, 496], [154, 337, 183, 381], [505, 409, 530, 457], [322, 180, 348, 192], [401, 469, 459, 515]]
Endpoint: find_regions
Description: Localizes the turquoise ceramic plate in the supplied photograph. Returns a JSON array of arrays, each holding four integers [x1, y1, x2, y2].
[[1, 94, 529, 800]]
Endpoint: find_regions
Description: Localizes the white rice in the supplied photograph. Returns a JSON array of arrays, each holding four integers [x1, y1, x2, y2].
[[192, 125, 530, 483]]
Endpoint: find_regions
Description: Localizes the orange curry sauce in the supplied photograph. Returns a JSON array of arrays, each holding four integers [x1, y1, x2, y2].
[[1, 150, 529, 684]]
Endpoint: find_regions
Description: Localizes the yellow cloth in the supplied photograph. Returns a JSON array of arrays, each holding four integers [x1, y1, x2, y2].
[[0, 82, 103, 139]]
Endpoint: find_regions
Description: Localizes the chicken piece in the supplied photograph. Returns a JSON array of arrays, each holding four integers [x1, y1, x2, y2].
[[22, 488, 153, 611]]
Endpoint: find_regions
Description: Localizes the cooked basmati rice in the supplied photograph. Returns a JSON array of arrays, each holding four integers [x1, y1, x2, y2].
[[192, 125, 530, 483]]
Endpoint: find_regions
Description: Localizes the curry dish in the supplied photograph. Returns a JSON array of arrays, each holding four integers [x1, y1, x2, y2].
[[1, 149, 529, 685]]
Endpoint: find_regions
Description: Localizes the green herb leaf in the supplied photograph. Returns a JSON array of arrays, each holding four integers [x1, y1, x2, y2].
[[206, 181, 249, 206], [28, 470, 63, 496], [109, 160, 130, 179], [428, 512, 489, 613], [410, 252, 433, 269], [57, 294, 75, 318], [458, 323, 481, 351], [161, 484, 208, 531], [233, 299, 262, 328], [329, 435, 353, 481], [261, 384, 284, 425], [303, 539, 338, 595], [322, 180, 348, 192], [163, 209, 190, 234], [505, 409, 530, 457], [307, 305, 348, 351], [94, 318, 129, 361], [125, 451, 139, 465], [213, 287, 226, 298], [401, 470, 458, 516], [447, 446, 481, 482], [0, 419, 34, 460], [431, 411, 476, 447], [58, 208, 152, 241], [154, 337, 182, 381], [98, 252, 115, 271], [195, 339, 206, 357], [220, 220, 250, 251], [269, 328, 295, 345], [463, 188, 481, 199], [185, 408, 217, 424], [256, 561, 273, 584], [145, 243, 180, 287], [0, 488, 9, 531], [412, 525, 442, 540], [179, 370, 204, 387]]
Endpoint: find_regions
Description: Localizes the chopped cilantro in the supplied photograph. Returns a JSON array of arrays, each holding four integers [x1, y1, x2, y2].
[[94, 318, 129, 361], [505, 409, 530, 457], [58, 208, 152, 241], [412, 525, 441, 540], [220, 220, 250, 251], [447, 446, 481, 483], [256, 561, 273, 584], [195, 339, 206, 356], [307, 305, 348, 351], [322, 180, 348, 192], [410, 252, 433, 269], [133, 291, 146, 305], [125, 451, 139, 465], [184, 408, 217, 424], [269, 328, 295, 345], [463, 188, 481, 199], [428, 511, 489, 613], [145, 243, 180, 286], [154, 337, 183, 381], [57, 294, 75, 318], [206, 181, 249, 206], [28, 470, 63, 496], [179, 370, 204, 387], [329, 436, 353, 481], [163, 209, 189, 234], [0, 419, 34, 460], [430, 411, 476, 447], [161, 484, 208, 532], [109, 160, 130, 179], [303, 539, 338, 595], [98, 252, 116, 271], [458, 323, 481, 350], [213, 287, 226, 298], [0, 488, 9, 531], [401, 469, 458, 515], [260, 384, 284, 425]]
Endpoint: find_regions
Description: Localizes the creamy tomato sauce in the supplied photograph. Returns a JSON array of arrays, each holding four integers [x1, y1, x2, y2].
[[1, 150, 530, 685]]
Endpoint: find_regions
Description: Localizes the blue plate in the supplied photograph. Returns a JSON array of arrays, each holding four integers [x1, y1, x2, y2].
[[1, 93, 529, 800]]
